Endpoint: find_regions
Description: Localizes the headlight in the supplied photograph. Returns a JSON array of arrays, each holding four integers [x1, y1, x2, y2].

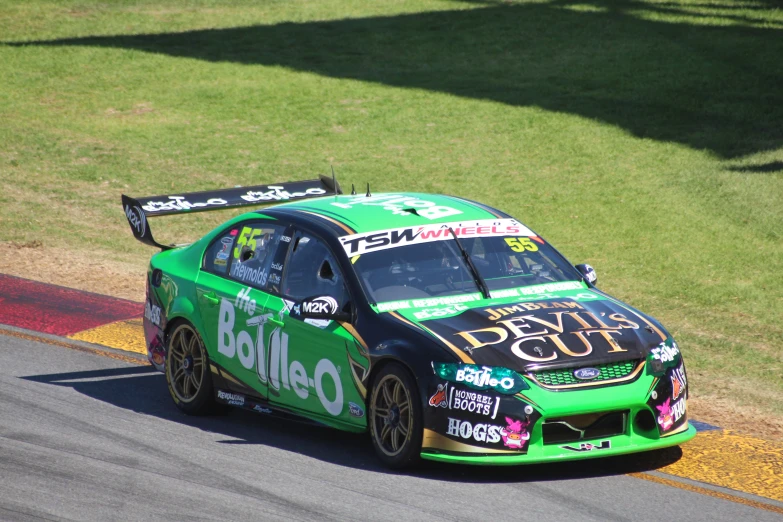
[[432, 362, 529, 394], [646, 338, 682, 376]]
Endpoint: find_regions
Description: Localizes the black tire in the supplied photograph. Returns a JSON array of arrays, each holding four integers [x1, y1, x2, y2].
[[165, 321, 216, 415], [369, 362, 423, 469]]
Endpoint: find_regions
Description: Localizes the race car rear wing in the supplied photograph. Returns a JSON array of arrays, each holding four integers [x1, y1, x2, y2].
[[121, 175, 341, 250]]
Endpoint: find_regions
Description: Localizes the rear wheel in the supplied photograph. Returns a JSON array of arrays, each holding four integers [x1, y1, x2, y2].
[[369, 363, 423, 469], [165, 321, 215, 415]]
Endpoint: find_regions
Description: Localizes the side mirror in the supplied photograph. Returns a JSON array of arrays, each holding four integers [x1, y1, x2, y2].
[[575, 264, 597, 286], [294, 295, 352, 322]]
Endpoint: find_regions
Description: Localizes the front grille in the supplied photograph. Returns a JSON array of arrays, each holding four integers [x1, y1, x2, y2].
[[542, 410, 628, 444], [532, 360, 638, 387]]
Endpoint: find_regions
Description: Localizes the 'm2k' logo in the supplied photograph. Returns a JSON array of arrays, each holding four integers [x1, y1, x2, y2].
[[562, 440, 611, 452]]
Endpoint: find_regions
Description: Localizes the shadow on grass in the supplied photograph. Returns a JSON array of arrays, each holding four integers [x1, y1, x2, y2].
[[6, 0, 782, 159], [23, 365, 684, 481], [726, 160, 783, 173]]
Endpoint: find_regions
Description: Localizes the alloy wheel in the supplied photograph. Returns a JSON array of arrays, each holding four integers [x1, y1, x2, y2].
[[167, 324, 205, 403], [371, 374, 412, 457]]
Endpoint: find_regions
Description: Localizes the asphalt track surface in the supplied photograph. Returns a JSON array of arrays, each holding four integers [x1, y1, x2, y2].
[[1, 334, 781, 521]]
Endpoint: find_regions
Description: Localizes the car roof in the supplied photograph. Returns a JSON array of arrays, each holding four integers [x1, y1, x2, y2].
[[260, 192, 511, 234]]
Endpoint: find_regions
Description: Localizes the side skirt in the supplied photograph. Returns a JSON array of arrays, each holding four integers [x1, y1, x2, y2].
[[209, 361, 366, 433]]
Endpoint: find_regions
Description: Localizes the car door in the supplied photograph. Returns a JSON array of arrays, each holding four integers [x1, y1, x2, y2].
[[196, 220, 290, 400], [261, 229, 368, 427]]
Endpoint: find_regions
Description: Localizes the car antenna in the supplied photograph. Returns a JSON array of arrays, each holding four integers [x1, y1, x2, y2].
[[351, 183, 356, 195], [366, 183, 372, 197], [330, 165, 338, 198]]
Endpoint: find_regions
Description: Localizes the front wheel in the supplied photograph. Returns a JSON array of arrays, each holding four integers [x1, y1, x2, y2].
[[165, 321, 216, 415], [369, 363, 423, 469]]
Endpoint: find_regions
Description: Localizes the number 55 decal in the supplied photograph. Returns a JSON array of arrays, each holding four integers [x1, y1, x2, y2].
[[504, 237, 539, 252], [234, 227, 263, 258]]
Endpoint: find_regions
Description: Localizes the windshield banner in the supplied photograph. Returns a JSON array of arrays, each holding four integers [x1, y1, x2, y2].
[[339, 218, 535, 256]]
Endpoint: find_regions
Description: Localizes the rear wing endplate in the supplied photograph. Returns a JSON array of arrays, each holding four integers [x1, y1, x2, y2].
[[122, 175, 341, 250]]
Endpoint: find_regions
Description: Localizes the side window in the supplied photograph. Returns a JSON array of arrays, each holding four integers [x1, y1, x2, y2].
[[283, 233, 349, 308], [227, 222, 287, 291], [203, 229, 237, 275]]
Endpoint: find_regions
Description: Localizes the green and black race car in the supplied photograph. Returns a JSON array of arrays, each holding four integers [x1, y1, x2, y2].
[[122, 176, 694, 468]]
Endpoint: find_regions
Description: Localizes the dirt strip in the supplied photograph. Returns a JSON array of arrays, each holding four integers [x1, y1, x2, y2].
[[69, 317, 147, 354], [0, 324, 147, 366]]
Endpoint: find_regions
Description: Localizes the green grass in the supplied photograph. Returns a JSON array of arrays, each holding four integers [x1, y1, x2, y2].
[[1, 0, 782, 421]]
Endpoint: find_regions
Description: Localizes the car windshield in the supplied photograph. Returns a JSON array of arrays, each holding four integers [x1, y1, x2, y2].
[[352, 235, 581, 304]]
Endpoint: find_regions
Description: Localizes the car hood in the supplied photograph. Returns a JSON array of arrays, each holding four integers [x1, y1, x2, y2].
[[394, 291, 668, 372]]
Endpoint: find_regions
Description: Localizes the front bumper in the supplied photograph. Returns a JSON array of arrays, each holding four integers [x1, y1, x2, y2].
[[420, 360, 694, 464], [421, 422, 695, 465]]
